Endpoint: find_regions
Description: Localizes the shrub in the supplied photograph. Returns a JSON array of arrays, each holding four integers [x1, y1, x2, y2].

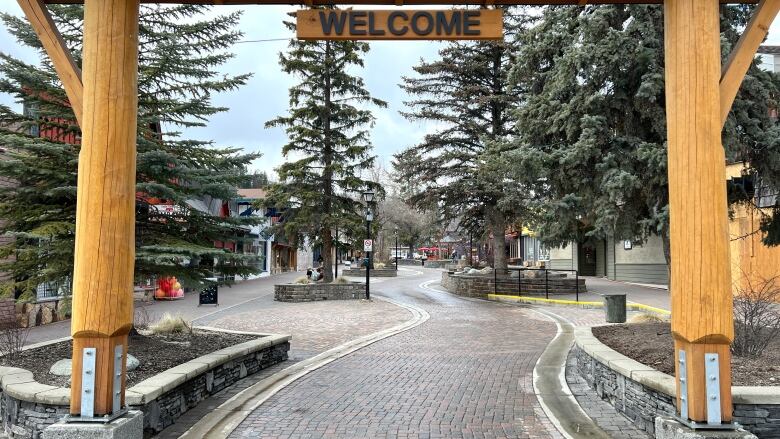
[[331, 277, 349, 284], [0, 318, 29, 360], [375, 262, 386, 269], [294, 277, 311, 284], [149, 313, 192, 335], [732, 276, 780, 357]]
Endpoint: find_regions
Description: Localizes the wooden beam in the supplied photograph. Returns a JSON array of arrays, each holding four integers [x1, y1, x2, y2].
[[720, 0, 780, 127], [664, 0, 734, 424], [42, 0, 757, 5], [17, 0, 83, 127], [69, 0, 139, 416]]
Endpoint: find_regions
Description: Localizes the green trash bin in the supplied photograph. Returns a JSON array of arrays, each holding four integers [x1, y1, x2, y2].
[[604, 294, 627, 323]]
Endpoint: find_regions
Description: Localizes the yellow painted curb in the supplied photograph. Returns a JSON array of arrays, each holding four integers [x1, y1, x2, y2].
[[487, 294, 671, 316]]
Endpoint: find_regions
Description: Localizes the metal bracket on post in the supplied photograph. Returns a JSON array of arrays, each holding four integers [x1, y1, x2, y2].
[[676, 351, 739, 431], [81, 347, 96, 418], [65, 346, 128, 423], [113, 344, 123, 414], [705, 353, 722, 426], [679, 349, 688, 421]]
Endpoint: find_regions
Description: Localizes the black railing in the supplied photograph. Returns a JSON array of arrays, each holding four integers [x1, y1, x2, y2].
[[492, 267, 580, 301]]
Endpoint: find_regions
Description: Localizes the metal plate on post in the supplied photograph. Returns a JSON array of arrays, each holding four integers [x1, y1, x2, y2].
[[705, 353, 722, 426], [81, 347, 96, 418], [679, 349, 688, 420], [113, 345, 123, 414]]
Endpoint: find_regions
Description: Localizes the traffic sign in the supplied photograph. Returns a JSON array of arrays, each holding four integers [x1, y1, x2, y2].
[[363, 239, 373, 252]]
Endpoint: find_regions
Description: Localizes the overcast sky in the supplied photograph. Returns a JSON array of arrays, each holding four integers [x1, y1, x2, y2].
[[1, 4, 780, 177]]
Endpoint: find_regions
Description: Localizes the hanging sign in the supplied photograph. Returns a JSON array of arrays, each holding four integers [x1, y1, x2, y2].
[[297, 9, 503, 41], [364, 239, 374, 252]]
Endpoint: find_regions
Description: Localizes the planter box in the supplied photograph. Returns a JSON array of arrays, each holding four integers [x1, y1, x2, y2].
[[441, 271, 586, 298], [274, 282, 365, 302], [573, 327, 780, 438], [0, 331, 290, 438], [341, 268, 398, 277]]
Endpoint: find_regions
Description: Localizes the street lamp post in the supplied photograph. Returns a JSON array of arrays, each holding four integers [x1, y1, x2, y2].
[[394, 226, 399, 271], [362, 189, 375, 300], [334, 226, 339, 279]]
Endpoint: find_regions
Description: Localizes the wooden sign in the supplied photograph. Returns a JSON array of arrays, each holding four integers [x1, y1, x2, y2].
[[297, 9, 503, 40]]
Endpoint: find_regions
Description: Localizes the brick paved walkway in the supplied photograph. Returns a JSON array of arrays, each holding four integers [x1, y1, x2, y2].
[[231, 269, 564, 439], [151, 271, 415, 439]]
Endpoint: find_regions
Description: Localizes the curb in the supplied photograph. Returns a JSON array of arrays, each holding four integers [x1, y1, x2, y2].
[[527, 307, 612, 439], [488, 293, 671, 316], [178, 295, 431, 439]]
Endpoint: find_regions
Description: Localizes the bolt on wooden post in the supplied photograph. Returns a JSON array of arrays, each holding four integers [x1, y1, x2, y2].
[[664, 0, 734, 424], [69, 0, 140, 416]]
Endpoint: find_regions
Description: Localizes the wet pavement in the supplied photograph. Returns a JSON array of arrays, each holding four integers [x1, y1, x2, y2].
[[230, 268, 564, 439]]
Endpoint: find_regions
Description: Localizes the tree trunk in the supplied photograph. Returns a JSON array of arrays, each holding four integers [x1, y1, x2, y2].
[[487, 208, 507, 273], [322, 227, 333, 282], [661, 223, 672, 291], [321, 40, 334, 282]]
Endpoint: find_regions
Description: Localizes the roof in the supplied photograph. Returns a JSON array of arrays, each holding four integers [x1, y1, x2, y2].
[[758, 46, 780, 55], [237, 188, 267, 200]]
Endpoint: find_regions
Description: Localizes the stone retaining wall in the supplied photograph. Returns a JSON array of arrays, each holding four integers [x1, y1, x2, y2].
[[573, 327, 780, 438], [0, 331, 290, 438], [341, 268, 398, 277], [441, 271, 586, 298], [274, 283, 364, 302]]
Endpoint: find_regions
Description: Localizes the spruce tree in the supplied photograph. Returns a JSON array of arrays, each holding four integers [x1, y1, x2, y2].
[[263, 16, 386, 282], [0, 4, 262, 300], [507, 4, 780, 261], [394, 8, 534, 271]]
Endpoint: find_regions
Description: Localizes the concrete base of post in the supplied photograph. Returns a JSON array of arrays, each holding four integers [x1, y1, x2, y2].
[[42, 411, 143, 439], [655, 417, 756, 439]]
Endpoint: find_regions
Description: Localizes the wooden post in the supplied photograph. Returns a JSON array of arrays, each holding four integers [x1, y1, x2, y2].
[[664, 0, 734, 424], [70, 0, 140, 416]]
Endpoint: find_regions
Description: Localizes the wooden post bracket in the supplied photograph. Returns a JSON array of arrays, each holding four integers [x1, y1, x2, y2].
[[720, 0, 780, 128], [16, 0, 83, 127]]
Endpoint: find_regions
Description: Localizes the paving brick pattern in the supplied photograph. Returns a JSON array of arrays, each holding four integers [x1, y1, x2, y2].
[[231, 273, 564, 439], [200, 297, 411, 361]]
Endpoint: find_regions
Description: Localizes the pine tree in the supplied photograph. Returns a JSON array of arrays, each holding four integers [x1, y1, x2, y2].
[[263, 15, 387, 282], [394, 8, 534, 271], [0, 4, 262, 300], [507, 4, 780, 262]]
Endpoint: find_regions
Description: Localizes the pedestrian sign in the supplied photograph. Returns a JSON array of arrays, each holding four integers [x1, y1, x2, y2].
[[364, 239, 373, 252]]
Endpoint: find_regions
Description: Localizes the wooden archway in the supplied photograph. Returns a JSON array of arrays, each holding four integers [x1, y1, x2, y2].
[[16, 0, 780, 427]]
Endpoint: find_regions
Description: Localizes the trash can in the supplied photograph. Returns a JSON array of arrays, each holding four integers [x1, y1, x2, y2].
[[604, 294, 627, 323]]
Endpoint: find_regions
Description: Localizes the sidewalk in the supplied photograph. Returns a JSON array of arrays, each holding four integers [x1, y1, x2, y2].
[[25, 270, 299, 346]]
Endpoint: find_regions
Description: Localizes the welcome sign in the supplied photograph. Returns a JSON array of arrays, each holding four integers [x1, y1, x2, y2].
[[297, 9, 503, 41]]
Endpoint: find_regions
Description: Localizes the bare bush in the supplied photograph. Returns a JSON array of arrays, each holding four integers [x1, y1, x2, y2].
[[732, 276, 780, 357], [0, 319, 30, 360], [133, 303, 151, 333]]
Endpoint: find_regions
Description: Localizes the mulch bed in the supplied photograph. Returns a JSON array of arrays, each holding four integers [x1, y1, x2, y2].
[[1, 330, 258, 388], [592, 322, 780, 386]]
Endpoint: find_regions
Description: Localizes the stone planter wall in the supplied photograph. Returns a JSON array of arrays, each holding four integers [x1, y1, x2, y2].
[[441, 271, 587, 299], [274, 283, 365, 302], [397, 259, 424, 267], [1, 299, 68, 329], [573, 327, 780, 439], [341, 268, 398, 277], [0, 331, 290, 438]]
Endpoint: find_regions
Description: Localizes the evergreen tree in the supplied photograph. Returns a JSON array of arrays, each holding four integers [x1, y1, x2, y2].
[[263, 16, 386, 282], [507, 5, 780, 263], [0, 5, 262, 300], [394, 8, 534, 271]]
